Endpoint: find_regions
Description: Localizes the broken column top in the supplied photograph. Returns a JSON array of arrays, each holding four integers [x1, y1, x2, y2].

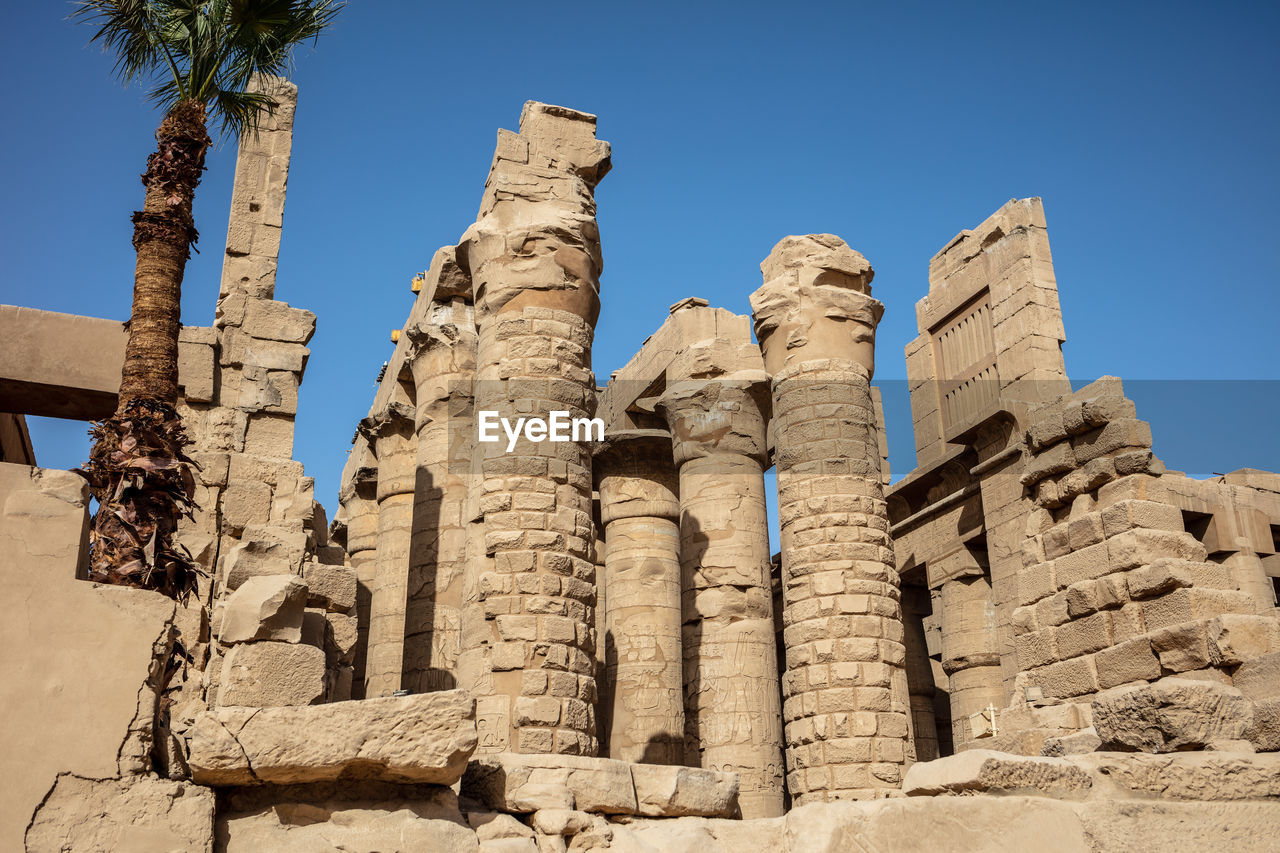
[[503, 100, 612, 187], [759, 234, 874, 292], [749, 233, 884, 375]]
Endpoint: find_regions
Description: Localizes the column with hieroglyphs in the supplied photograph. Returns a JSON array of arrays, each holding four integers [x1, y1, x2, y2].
[[594, 429, 685, 765], [459, 102, 611, 755], [360, 399, 416, 697], [750, 235, 910, 803], [657, 357, 786, 818], [402, 249, 477, 693]]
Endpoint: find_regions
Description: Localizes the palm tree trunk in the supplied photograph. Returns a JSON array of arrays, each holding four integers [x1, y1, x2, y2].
[[120, 99, 210, 408], [80, 100, 210, 599]]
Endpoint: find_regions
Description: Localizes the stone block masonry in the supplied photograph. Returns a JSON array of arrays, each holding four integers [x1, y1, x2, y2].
[[751, 235, 911, 804], [460, 102, 611, 757]]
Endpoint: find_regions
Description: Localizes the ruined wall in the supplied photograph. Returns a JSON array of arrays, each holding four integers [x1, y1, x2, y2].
[[0, 463, 215, 852], [1005, 378, 1278, 746]]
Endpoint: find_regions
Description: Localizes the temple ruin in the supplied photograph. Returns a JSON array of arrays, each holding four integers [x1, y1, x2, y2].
[[2, 92, 1279, 851]]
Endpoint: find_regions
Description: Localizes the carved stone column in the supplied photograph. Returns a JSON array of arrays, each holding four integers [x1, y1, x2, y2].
[[594, 430, 684, 764], [750, 234, 909, 803], [939, 574, 1003, 744], [360, 400, 417, 697], [404, 307, 477, 693], [658, 378, 785, 818], [459, 102, 610, 756], [337, 448, 378, 700]]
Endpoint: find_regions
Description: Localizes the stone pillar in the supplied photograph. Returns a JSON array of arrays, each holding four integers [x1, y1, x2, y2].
[[938, 573, 1003, 745], [360, 400, 417, 697], [750, 234, 909, 802], [403, 307, 477, 693], [657, 378, 785, 818], [594, 430, 684, 765], [902, 586, 940, 762], [459, 102, 610, 756], [337, 446, 378, 700]]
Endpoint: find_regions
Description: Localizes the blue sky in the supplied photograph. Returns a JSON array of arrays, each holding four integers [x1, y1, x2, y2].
[[3, 1, 1278, 519]]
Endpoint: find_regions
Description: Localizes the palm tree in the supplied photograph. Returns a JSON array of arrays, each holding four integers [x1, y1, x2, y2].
[[73, 0, 341, 599]]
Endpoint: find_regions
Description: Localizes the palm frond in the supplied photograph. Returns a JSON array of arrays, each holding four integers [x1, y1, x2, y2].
[[209, 87, 277, 141], [71, 0, 164, 86], [75, 0, 343, 139]]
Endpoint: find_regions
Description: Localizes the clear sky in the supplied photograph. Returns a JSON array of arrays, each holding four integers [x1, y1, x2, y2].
[[3, 1, 1278, 522]]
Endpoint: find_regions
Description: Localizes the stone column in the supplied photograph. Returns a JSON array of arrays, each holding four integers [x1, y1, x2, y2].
[[657, 378, 785, 819], [939, 574, 1003, 744], [750, 234, 909, 803], [403, 309, 477, 693], [594, 430, 684, 764], [360, 400, 417, 697], [337, 447, 378, 700], [902, 586, 940, 762], [459, 102, 610, 756]]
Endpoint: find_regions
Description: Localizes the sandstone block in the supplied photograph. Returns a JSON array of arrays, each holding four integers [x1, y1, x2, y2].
[[215, 641, 325, 707], [630, 763, 740, 818], [222, 524, 308, 588], [222, 479, 272, 532], [1101, 499, 1183, 538], [1071, 419, 1152, 464], [1149, 620, 1214, 672], [902, 750, 1092, 796], [302, 561, 357, 613], [1027, 655, 1098, 699], [1142, 588, 1256, 631], [189, 690, 476, 785], [1071, 751, 1280, 800], [1107, 529, 1206, 572], [530, 808, 593, 835], [218, 574, 307, 644], [1246, 698, 1280, 752], [1094, 637, 1161, 689], [240, 298, 317, 344], [1092, 678, 1253, 752], [462, 753, 638, 814], [1054, 541, 1110, 589], [1040, 727, 1102, 756], [327, 611, 358, 664], [1125, 560, 1193, 599], [1233, 652, 1280, 701], [217, 783, 477, 851], [1208, 614, 1280, 666]]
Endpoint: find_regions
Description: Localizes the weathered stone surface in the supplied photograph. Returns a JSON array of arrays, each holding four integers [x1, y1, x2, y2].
[[469, 810, 536, 841], [462, 753, 638, 814], [1246, 698, 1280, 752], [1041, 727, 1102, 757], [189, 690, 477, 785], [780, 798, 1087, 853], [26, 775, 215, 853], [218, 782, 476, 852], [1234, 652, 1280, 701], [302, 560, 357, 613], [630, 764, 740, 818], [218, 574, 307, 644], [903, 750, 1092, 797], [1092, 678, 1253, 753], [214, 641, 326, 707], [1073, 751, 1280, 800]]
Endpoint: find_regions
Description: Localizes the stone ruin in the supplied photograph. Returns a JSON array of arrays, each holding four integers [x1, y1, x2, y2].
[[1, 90, 1279, 851]]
